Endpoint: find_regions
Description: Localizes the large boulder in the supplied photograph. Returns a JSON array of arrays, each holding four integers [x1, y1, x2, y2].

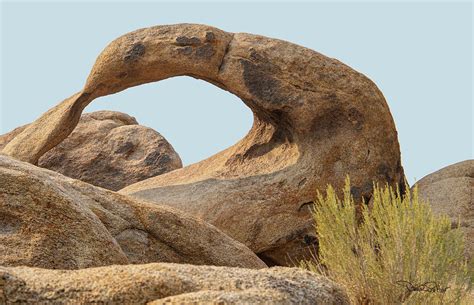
[[0, 111, 182, 191], [412, 160, 473, 259], [0, 155, 265, 269], [0, 263, 350, 304], [1, 24, 405, 265]]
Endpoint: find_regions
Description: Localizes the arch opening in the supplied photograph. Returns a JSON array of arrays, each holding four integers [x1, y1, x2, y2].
[[85, 76, 254, 166]]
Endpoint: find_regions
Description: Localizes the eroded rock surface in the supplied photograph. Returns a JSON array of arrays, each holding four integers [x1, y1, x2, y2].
[[0, 263, 350, 304], [412, 160, 473, 259], [1, 24, 405, 265], [0, 111, 182, 191], [0, 155, 265, 269]]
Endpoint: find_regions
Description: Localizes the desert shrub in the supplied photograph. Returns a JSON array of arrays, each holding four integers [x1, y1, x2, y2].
[[300, 177, 473, 305]]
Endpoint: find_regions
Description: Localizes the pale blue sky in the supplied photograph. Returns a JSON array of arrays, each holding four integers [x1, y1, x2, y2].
[[1, 1, 472, 184]]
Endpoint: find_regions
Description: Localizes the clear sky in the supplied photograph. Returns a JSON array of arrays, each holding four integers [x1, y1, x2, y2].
[[1, 1, 472, 184]]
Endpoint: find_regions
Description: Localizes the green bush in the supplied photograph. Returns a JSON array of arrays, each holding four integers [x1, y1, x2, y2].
[[300, 177, 473, 305]]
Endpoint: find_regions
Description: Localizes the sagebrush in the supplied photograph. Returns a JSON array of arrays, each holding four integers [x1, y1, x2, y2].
[[300, 177, 473, 305]]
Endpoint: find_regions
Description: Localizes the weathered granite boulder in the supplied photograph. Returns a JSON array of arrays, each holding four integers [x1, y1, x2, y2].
[[1, 24, 405, 265], [0, 111, 182, 191], [0, 155, 265, 269], [0, 263, 350, 304], [412, 160, 473, 259]]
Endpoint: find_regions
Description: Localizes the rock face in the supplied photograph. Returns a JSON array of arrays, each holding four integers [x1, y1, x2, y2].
[[0, 127, 25, 150], [1, 24, 405, 265], [0, 155, 265, 269], [412, 160, 473, 259], [0, 263, 350, 304], [0, 111, 182, 191]]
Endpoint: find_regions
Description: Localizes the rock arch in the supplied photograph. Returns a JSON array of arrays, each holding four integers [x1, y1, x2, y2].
[[1, 24, 405, 265]]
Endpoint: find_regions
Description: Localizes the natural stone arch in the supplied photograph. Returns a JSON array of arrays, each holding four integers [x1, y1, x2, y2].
[[1, 24, 405, 265]]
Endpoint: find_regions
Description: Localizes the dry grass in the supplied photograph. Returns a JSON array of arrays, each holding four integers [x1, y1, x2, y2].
[[300, 177, 473, 305]]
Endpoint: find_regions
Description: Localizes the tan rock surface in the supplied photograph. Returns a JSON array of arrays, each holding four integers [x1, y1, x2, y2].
[[1, 24, 405, 265], [0, 127, 26, 150], [0, 263, 350, 304], [0, 155, 265, 269], [0, 111, 182, 191], [412, 160, 473, 259]]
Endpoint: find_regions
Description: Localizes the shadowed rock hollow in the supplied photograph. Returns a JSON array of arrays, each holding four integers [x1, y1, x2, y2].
[[1, 24, 405, 265]]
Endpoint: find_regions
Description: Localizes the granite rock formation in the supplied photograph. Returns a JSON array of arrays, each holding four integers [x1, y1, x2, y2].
[[1, 24, 405, 265]]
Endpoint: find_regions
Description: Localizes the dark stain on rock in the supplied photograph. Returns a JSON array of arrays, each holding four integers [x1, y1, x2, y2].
[[249, 49, 280, 72], [124, 43, 146, 62], [347, 107, 364, 131], [175, 36, 201, 46], [158, 154, 171, 165], [240, 50, 285, 105], [0, 211, 21, 234], [249, 50, 265, 62], [196, 44, 215, 59], [205, 31, 215, 42], [144, 151, 171, 166], [350, 182, 373, 203], [377, 163, 392, 182], [240, 59, 287, 105], [310, 108, 345, 141], [177, 46, 193, 56], [115, 141, 134, 154], [117, 72, 128, 79]]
